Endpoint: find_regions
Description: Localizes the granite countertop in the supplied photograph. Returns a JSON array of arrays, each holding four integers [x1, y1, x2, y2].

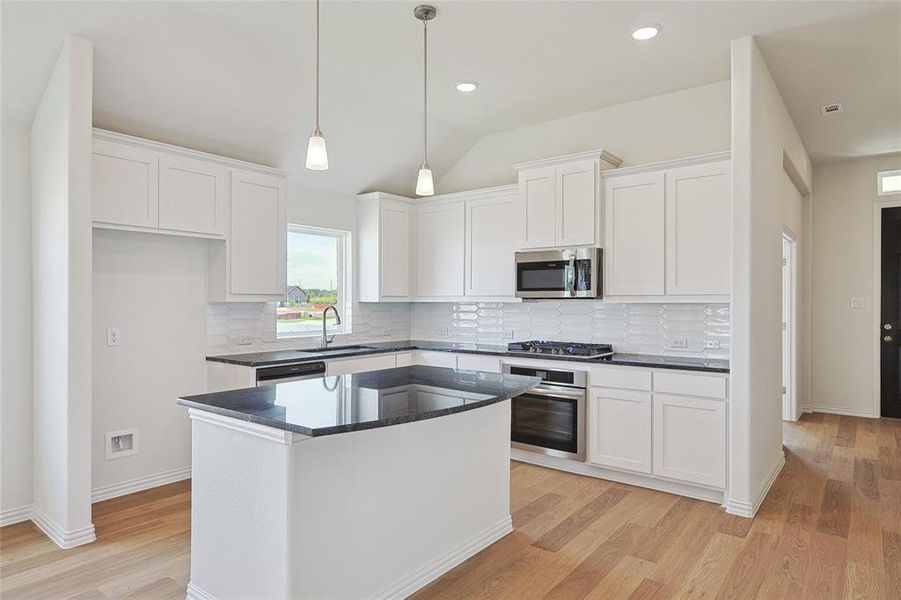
[[207, 340, 730, 374], [178, 365, 541, 437]]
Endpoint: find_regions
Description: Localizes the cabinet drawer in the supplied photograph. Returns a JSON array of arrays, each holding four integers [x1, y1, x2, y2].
[[590, 368, 651, 391], [653, 371, 726, 399], [395, 352, 414, 367], [414, 351, 458, 368], [326, 354, 396, 376], [456, 353, 501, 373]]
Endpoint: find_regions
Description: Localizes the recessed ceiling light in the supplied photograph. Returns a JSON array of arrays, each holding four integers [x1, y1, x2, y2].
[[455, 80, 479, 93], [631, 24, 661, 41]]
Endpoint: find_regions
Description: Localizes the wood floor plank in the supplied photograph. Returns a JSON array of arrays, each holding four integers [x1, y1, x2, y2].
[[800, 532, 847, 599], [713, 531, 777, 600], [533, 487, 629, 552], [513, 492, 565, 529], [883, 530, 901, 600], [853, 457, 881, 500], [817, 478, 852, 538], [754, 502, 814, 599], [836, 416, 858, 448], [677, 532, 746, 600], [629, 577, 673, 600]]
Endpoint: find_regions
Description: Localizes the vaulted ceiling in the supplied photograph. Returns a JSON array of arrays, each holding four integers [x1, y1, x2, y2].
[[3, 1, 895, 196]]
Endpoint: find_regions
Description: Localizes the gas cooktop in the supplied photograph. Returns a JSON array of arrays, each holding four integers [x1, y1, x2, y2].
[[506, 340, 614, 359]]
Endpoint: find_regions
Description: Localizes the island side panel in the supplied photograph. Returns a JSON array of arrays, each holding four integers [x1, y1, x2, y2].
[[288, 399, 513, 599], [187, 411, 294, 600]]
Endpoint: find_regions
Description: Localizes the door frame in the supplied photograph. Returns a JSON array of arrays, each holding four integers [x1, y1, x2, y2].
[[782, 229, 799, 421], [871, 201, 901, 419]]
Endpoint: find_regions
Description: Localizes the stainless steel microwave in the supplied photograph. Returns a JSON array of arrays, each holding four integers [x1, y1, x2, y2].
[[515, 248, 602, 299]]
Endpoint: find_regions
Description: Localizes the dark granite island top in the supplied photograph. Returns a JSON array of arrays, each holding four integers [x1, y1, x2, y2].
[[178, 365, 541, 437]]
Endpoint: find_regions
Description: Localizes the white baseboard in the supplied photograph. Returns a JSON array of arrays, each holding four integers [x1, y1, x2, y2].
[[92, 465, 192, 503], [724, 451, 785, 518], [0, 504, 33, 527], [186, 582, 217, 600], [511, 449, 725, 504], [367, 515, 513, 600], [31, 505, 96, 549], [810, 405, 877, 418]]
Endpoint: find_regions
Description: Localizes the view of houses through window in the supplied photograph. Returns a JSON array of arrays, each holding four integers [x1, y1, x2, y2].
[[277, 225, 349, 337]]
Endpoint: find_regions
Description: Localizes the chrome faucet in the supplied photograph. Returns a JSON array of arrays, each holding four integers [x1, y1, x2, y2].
[[321, 305, 342, 348]]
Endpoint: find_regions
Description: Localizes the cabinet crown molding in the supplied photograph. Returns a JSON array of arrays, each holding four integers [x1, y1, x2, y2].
[[419, 184, 518, 205], [512, 149, 623, 171], [601, 151, 731, 178], [92, 128, 290, 178], [356, 191, 416, 205]]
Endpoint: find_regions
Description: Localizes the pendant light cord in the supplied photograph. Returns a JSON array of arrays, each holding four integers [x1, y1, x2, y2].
[[315, 0, 321, 135], [422, 17, 428, 166]]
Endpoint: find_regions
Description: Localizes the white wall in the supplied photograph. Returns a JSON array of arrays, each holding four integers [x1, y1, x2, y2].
[[729, 37, 812, 517], [810, 153, 901, 417], [1, 123, 34, 522], [30, 36, 95, 546], [437, 80, 731, 193], [92, 230, 207, 494]]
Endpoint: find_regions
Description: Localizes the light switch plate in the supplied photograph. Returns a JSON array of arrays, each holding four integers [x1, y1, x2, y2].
[[850, 296, 865, 309], [670, 337, 689, 349], [106, 328, 121, 347], [236, 335, 253, 345]]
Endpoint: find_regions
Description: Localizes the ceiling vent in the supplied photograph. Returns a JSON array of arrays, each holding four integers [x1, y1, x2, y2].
[[820, 103, 843, 116]]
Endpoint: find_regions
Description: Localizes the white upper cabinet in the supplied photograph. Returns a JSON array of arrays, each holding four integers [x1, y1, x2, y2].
[[514, 150, 622, 250], [225, 170, 287, 298], [92, 138, 159, 228], [465, 190, 518, 297], [519, 167, 557, 249], [665, 161, 731, 295], [602, 153, 731, 300], [604, 172, 666, 296], [159, 154, 227, 236], [556, 160, 597, 247], [417, 202, 465, 298], [357, 193, 413, 302]]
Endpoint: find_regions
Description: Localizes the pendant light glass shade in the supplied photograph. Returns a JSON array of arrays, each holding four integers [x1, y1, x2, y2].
[[305, 0, 329, 171], [305, 131, 329, 170], [416, 164, 434, 196]]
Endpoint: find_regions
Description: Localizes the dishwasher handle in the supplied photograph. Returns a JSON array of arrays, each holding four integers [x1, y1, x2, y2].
[[256, 361, 326, 384]]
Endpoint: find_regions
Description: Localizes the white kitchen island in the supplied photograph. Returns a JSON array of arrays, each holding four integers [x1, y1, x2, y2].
[[178, 366, 540, 600]]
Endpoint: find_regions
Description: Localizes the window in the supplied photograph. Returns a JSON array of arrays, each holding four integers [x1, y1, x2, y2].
[[277, 224, 350, 338], [879, 170, 901, 196]]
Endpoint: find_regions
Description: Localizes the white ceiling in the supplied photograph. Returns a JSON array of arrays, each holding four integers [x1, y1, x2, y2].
[[757, 4, 901, 164], [2, 1, 895, 196]]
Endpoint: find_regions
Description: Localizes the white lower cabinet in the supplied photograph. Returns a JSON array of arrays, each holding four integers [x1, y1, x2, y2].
[[413, 351, 458, 369], [325, 354, 397, 376], [651, 393, 726, 488], [456, 353, 501, 373], [587, 388, 652, 474]]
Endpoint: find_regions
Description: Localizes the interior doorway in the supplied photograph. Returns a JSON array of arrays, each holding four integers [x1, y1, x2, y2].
[[782, 232, 798, 421]]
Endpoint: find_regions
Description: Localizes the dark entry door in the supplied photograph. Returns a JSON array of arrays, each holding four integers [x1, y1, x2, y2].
[[881, 207, 901, 418]]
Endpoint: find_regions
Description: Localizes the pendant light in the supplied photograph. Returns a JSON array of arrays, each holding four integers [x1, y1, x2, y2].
[[414, 5, 436, 196], [305, 0, 328, 170]]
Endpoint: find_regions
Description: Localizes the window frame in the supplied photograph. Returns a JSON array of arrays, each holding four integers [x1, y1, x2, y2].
[[277, 223, 352, 340], [878, 169, 901, 197]]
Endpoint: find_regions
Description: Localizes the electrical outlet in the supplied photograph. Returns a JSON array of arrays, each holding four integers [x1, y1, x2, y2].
[[437, 327, 449, 337], [704, 340, 721, 349], [107, 328, 121, 347], [670, 337, 689, 349], [850, 296, 865, 309], [236, 335, 253, 346], [504, 329, 515, 340]]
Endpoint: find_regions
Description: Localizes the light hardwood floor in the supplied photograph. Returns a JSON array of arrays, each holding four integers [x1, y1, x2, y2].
[[2, 413, 900, 599]]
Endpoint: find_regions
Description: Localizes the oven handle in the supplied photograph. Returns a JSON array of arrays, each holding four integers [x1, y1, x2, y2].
[[521, 385, 586, 401], [565, 256, 576, 296]]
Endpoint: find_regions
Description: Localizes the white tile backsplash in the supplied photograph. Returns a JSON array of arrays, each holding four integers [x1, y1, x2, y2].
[[207, 300, 730, 359], [206, 302, 412, 353], [411, 301, 730, 359]]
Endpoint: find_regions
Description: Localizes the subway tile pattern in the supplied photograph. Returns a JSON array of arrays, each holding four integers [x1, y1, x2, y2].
[[207, 302, 412, 353], [411, 301, 731, 359]]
